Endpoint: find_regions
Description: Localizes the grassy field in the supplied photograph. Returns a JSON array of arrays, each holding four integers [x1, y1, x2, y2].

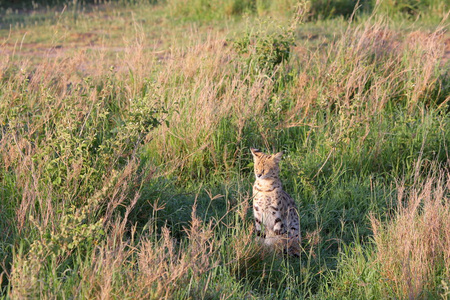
[[1, 0, 450, 298]]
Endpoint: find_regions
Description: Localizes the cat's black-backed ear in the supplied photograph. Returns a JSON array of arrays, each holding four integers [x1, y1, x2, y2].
[[273, 151, 284, 162], [250, 148, 262, 157]]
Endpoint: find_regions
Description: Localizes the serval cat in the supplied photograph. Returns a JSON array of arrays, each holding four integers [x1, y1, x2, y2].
[[250, 148, 300, 257]]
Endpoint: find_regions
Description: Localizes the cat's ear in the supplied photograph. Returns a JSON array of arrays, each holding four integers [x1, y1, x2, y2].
[[273, 151, 284, 162], [250, 148, 262, 158]]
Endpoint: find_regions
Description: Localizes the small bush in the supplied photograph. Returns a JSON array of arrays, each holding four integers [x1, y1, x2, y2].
[[232, 23, 295, 73]]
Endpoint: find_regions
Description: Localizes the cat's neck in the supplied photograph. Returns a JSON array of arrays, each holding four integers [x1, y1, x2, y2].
[[254, 177, 282, 192]]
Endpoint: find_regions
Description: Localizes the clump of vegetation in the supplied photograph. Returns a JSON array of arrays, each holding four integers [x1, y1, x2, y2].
[[371, 174, 450, 298], [321, 170, 450, 299], [232, 23, 295, 73]]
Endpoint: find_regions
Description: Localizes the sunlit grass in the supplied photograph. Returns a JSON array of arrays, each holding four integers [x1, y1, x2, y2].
[[0, 0, 449, 298]]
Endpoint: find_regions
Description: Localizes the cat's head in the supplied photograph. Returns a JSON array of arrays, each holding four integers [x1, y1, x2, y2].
[[250, 148, 283, 180]]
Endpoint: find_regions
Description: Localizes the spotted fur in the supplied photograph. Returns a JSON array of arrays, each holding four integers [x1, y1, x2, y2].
[[250, 148, 300, 257]]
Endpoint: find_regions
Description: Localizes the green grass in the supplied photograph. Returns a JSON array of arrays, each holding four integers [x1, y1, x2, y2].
[[0, 0, 449, 298]]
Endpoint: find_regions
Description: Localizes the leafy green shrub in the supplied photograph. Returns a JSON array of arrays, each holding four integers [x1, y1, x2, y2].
[[232, 24, 295, 73], [126, 81, 168, 142]]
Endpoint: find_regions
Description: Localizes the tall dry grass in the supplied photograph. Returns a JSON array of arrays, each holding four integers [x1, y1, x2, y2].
[[72, 206, 220, 299], [142, 15, 448, 180], [0, 26, 162, 298], [371, 172, 450, 299]]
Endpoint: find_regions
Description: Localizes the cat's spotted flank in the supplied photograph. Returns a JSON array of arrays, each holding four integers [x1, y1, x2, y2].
[[250, 148, 300, 257]]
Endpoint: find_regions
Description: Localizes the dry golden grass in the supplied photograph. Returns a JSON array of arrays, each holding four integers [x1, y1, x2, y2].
[[371, 172, 450, 299]]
